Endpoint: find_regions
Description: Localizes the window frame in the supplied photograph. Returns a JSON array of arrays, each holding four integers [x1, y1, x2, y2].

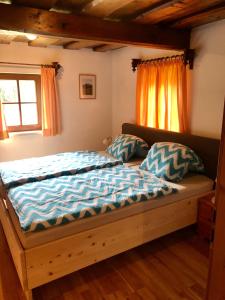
[[0, 73, 41, 133]]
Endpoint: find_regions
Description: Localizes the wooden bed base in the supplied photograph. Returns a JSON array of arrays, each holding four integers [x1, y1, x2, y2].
[[0, 192, 206, 300]]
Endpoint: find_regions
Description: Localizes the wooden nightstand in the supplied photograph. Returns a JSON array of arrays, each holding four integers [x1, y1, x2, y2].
[[197, 191, 216, 242]]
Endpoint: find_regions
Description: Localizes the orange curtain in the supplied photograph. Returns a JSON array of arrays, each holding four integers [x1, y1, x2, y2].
[[0, 100, 8, 140], [136, 57, 189, 133], [41, 67, 61, 136]]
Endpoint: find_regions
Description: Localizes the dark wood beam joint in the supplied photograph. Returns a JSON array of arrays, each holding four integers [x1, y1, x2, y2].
[[184, 49, 195, 69], [131, 59, 142, 72]]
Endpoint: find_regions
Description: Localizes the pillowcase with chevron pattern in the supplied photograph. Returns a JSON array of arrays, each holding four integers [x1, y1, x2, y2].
[[140, 142, 204, 182], [106, 134, 148, 162]]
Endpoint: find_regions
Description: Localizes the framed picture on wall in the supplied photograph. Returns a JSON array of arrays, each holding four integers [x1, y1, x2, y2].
[[79, 74, 96, 99]]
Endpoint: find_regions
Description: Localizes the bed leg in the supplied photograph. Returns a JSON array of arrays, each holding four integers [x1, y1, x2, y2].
[[24, 289, 33, 300]]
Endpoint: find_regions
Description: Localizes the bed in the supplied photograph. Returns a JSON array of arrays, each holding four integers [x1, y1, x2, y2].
[[0, 123, 220, 300]]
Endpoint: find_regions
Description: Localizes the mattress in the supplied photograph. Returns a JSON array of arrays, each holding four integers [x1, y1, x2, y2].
[[5, 171, 213, 249]]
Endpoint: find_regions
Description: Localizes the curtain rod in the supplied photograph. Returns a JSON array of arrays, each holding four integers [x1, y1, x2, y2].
[[0, 61, 62, 74], [131, 49, 195, 72]]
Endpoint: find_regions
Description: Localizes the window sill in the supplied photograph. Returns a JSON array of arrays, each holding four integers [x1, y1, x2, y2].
[[9, 130, 42, 137]]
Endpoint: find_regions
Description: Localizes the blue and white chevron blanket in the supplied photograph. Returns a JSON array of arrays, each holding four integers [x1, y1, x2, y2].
[[7, 165, 177, 232], [0, 151, 122, 189]]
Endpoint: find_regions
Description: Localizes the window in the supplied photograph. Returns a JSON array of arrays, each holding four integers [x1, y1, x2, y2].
[[0, 74, 41, 132]]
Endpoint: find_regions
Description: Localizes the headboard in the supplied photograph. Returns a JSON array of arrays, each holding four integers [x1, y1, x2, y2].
[[122, 123, 220, 180]]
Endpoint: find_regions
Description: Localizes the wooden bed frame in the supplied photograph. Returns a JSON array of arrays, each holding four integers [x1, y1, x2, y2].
[[0, 124, 220, 300]]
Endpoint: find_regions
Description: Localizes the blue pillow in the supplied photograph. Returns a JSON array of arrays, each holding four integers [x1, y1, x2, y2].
[[140, 142, 204, 182], [106, 134, 148, 162]]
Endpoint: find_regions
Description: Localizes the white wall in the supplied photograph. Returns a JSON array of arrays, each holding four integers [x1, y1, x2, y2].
[[190, 19, 225, 138], [0, 43, 112, 162], [111, 19, 225, 139]]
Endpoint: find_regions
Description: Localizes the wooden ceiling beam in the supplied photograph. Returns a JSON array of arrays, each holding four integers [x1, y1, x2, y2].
[[0, 3, 190, 50], [135, 0, 225, 24], [109, 0, 167, 20], [52, 0, 93, 14], [160, 0, 225, 24], [172, 4, 225, 28], [28, 36, 60, 47], [12, 0, 93, 13], [51, 37, 76, 46], [64, 40, 102, 50], [135, 0, 187, 24], [0, 34, 17, 44], [82, 0, 134, 18], [12, 35, 29, 42], [11, 0, 57, 10], [93, 44, 125, 52]]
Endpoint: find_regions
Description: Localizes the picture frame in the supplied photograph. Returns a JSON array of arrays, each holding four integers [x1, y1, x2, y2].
[[79, 74, 96, 99]]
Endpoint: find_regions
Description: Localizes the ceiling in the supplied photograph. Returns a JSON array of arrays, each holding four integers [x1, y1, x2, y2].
[[0, 0, 224, 52]]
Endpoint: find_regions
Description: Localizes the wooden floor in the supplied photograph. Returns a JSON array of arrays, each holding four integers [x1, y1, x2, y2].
[[0, 224, 209, 300]]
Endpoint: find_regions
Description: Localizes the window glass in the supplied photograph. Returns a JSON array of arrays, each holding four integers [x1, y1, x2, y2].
[[3, 104, 20, 126], [19, 80, 37, 103], [21, 103, 38, 125], [0, 80, 18, 102]]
